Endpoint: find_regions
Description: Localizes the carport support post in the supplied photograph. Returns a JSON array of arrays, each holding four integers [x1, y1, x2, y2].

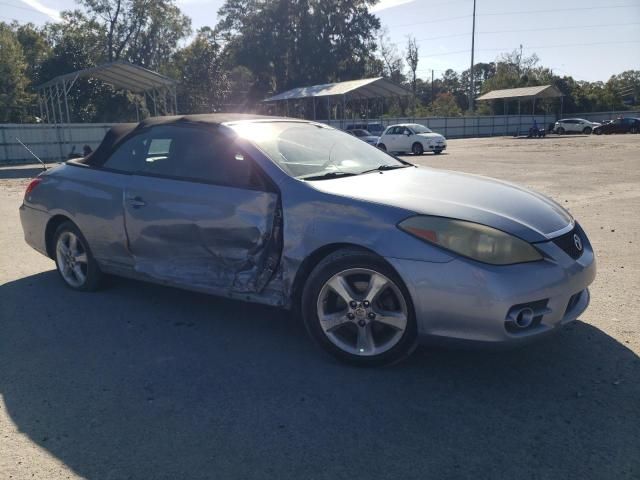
[[63, 79, 73, 150], [342, 95, 346, 129], [55, 83, 66, 158], [38, 93, 44, 122], [43, 90, 50, 123], [313, 97, 316, 120], [560, 96, 564, 119]]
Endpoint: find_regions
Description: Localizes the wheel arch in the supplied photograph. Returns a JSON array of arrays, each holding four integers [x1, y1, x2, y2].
[[290, 242, 407, 314], [45, 214, 73, 259]]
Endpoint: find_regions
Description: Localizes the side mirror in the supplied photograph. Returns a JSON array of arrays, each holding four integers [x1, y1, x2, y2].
[[405, 132, 411, 136]]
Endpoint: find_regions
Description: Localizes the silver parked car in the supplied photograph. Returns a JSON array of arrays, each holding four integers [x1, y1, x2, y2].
[[20, 114, 596, 366], [554, 118, 600, 135]]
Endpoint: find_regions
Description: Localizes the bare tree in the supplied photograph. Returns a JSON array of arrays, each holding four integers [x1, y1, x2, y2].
[[377, 28, 404, 84], [405, 35, 419, 115]]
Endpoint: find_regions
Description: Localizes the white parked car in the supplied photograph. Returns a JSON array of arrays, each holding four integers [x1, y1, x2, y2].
[[377, 123, 447, 155], [554, 118, 600, 135]]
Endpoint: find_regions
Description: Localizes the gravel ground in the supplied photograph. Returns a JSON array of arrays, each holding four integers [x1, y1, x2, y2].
[[1, 134, 638, 479]]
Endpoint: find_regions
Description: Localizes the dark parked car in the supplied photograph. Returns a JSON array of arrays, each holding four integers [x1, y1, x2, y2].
[[593, 117, 640, 135], [346, 128, 379, 145], [346, 122, 385, 136]]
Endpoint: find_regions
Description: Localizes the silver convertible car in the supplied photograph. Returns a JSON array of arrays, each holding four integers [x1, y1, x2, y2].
[[20, 114, 596, 366]]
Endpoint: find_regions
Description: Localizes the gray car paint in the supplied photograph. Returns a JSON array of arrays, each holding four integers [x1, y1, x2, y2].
[[307, 167, 573, 242], [20, 118, 595, 343]]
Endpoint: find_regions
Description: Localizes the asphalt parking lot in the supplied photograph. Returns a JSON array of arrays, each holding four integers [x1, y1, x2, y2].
[[1, 134, 639, 479]]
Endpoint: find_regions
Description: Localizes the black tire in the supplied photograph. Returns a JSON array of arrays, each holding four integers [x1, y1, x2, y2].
[[595, 128, 602, 135], [631, 126, 639, 134], [411, 142, 424, 156], [301, 248, 418, 366], [53, 221, 103, 291], [557, 127, 565, 135], [377, 143, 387, 151], [583, 127, 592, 135], [433, 149, 442, 155]]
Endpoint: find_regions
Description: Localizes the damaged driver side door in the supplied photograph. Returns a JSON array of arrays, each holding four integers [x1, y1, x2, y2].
[[123, 125, 281, 295]]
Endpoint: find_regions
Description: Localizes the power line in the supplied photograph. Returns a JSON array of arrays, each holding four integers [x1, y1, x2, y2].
[[390, 14, 472, 29], [413, 21, 640, 43], [479, 21, 640, 35], [388, 3, 639, 29], [479, 4, 639, 16], [415, 39, 640, 60]]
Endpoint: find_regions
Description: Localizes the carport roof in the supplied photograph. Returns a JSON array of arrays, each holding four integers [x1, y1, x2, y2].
[[476, 85, 563, 101], [263, 77, 411, 102], [36, 61, 176, 93]]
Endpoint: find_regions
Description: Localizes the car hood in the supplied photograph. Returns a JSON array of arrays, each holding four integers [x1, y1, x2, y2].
[[417, 133, 445, 141], [308, 167, 573, 242]]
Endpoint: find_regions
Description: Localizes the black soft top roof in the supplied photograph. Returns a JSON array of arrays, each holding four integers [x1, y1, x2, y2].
[[81, 114, 287, 167]]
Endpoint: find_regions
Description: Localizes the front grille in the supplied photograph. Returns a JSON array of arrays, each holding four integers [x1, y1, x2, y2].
[[552, 226, 584, 260]]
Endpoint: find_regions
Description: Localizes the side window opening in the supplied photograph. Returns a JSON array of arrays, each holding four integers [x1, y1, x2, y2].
[[103, 134, 149, 173], [137, 126, 263, 190]]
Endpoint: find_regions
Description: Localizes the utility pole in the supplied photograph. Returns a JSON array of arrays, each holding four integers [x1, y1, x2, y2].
[[431, 69, 434, 106], [468, 0, 477, 113]]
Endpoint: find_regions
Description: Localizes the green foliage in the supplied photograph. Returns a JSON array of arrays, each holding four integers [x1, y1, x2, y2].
[[425, 92, 462, 117], [1, 0, 638, 123], [216, 0, 381, 97], [0, 23, 33, 122], [171, 27, 229, 113]]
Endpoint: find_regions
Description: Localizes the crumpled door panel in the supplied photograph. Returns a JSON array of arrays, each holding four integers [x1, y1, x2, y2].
[[124, 175, 279, 294]]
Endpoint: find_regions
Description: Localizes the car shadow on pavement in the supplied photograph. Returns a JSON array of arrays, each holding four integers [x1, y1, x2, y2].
[[1, 270, 638, 479]]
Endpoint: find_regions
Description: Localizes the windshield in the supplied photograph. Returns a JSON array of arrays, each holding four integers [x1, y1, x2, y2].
[[231, 122, 405, 179], [410, 124, 432, 134]]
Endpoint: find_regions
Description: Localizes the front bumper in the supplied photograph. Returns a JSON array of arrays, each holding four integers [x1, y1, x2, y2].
[[427, 142, 446, 152], [386, 235, 595, 345]]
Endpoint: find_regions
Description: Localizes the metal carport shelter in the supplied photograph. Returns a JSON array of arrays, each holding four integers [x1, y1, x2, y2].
[[262, 77, 411, 123], [476, 85, 564, 116], [35, 61, 178, 125]]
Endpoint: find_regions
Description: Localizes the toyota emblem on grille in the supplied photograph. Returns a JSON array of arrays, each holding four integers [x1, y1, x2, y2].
[[573, 233, 583, 252]]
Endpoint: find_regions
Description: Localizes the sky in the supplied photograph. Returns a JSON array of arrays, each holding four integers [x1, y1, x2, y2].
[[2, 0, 639, 82]]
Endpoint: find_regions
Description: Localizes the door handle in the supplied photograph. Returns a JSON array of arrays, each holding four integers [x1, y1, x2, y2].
[[127, 196, 146, 208]]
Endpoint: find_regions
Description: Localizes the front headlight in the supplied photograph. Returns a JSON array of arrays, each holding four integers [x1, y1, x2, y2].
[[398, 216, 543, 265]]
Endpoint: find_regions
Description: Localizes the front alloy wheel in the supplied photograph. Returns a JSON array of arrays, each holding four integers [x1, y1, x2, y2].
[[302, 249, 417, 366], [317, 269, 408, 357]]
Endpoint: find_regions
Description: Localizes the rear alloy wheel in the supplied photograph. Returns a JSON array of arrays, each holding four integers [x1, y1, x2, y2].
[[411, 142, 424, 155], [557, 127, 565, 135], [583, 127, 592, 134], [54, 221, 102, 291], [595, 128, 602, 135], [302, 249, 417, 366], [377, 143, 387, 151]]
